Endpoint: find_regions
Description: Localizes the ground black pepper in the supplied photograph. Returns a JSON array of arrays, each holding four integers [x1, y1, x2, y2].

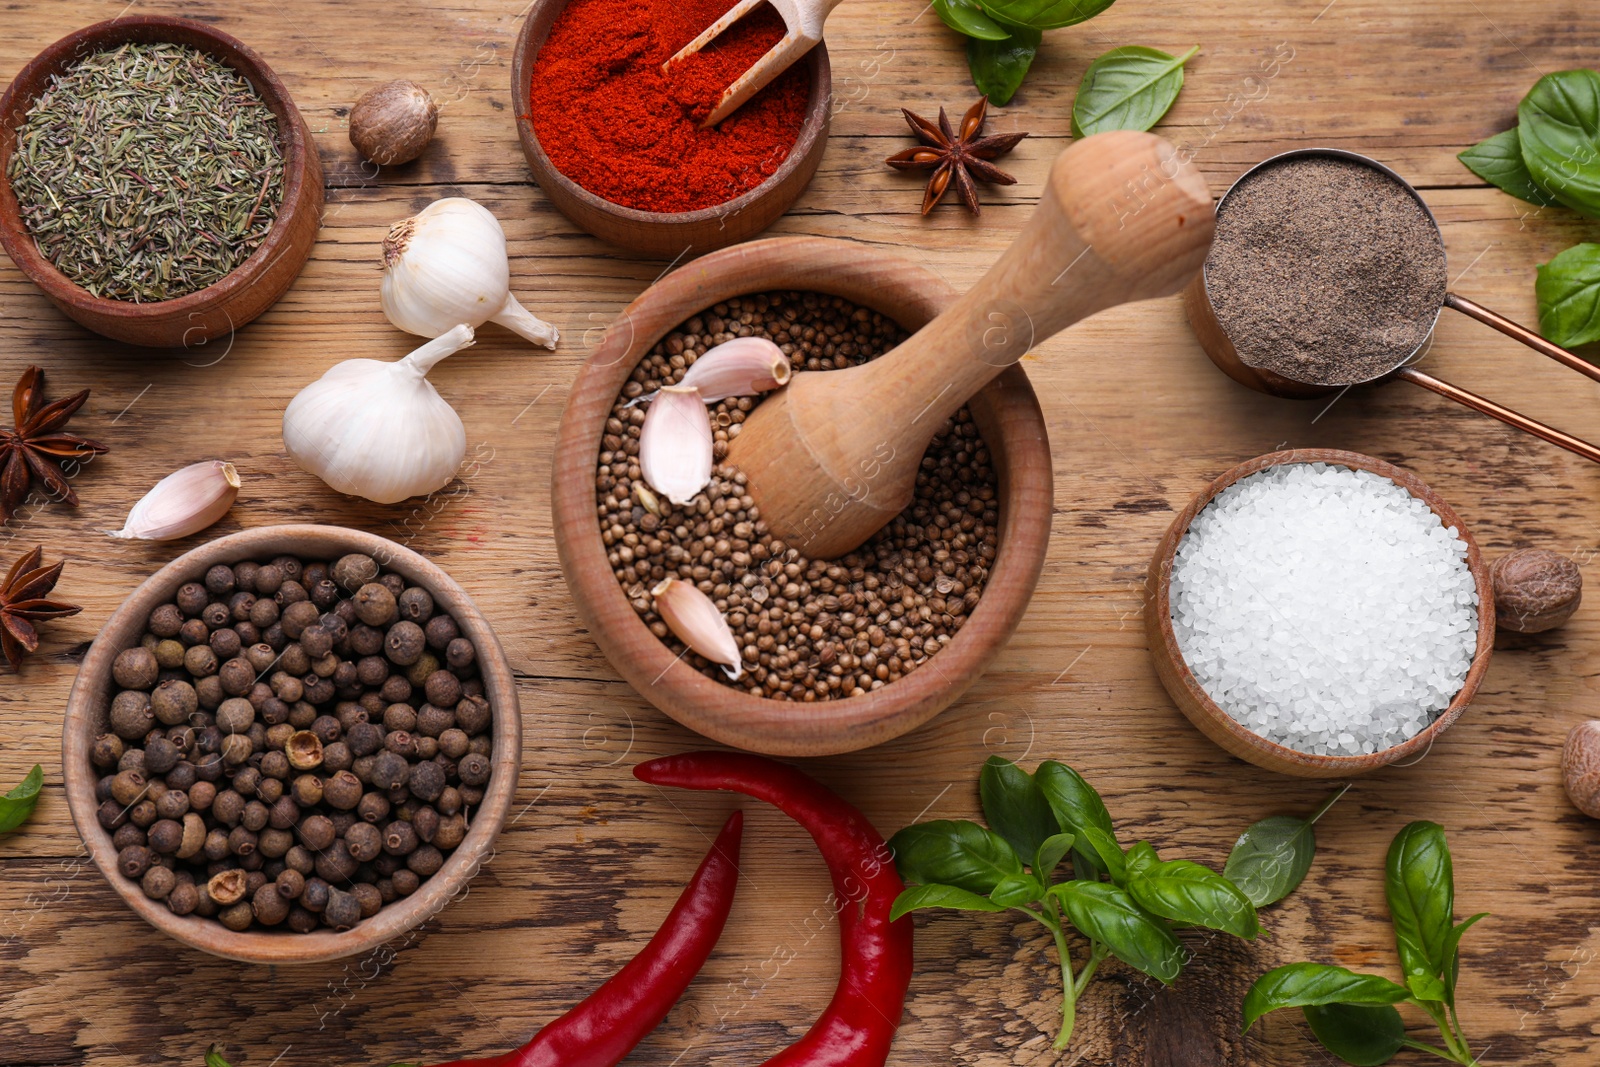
[[1206, 156, 1447, 386], [597, 291, 1000, 701]]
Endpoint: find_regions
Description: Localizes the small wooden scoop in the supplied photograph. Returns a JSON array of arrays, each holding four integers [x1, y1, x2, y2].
[[729, 130, 1215, 559], [666, 0, 846, 127]]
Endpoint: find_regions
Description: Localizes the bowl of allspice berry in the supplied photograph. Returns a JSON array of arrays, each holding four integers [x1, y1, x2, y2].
[[62, 525, 520, 964]]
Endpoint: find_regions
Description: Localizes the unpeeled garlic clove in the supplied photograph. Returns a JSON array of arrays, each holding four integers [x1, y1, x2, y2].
[[653, 577, 743, 680], [639, 385, 712, 506], [109, 461, 240, 541], [679, 337, 792, 402]]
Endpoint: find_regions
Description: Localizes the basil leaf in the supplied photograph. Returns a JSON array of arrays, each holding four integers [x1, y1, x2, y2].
[[1242, 963, 1410, 1032], [1034, 831, 1076, 882], [990, 872, 1046, 907], [1385, 821, 1455, 986], [1071, 45, 1199, 139], [1036, 761, 1125, 883], [1458, 128, 1559, 206], [1443, 912, 1488, 1003], [933, 0, 1013, 40], [979, 0, 1117, 31], [205, 1047, 234, 1067], [890, 819, 1023, 894], [1536, 242, 1600, 348], [1053, 880, 1184, 983], [966, 29, 1040, 107], [1302, 1003, 1407, 1066], [980, 756, 1059, 865], [1225, 815, 1315, 907], [1126, 855, 1261, 939], [891, 882, 1010, 921], [1124, 839, 1160, 877], [0, 764, 43, 835], [1518, 69, 1600, 218]]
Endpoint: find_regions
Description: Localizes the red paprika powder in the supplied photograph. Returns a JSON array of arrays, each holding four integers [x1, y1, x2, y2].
[[529, 0, 811, 214]]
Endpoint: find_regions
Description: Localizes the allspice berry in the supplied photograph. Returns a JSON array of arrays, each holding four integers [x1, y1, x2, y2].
[[1563, 721, 1600, 818], [113, 646, 160, 690], [253, 881, 291, 926], [1491, 548, 1582, 633], [349, 80, 438, 166], [323, 886, 363, 931], [208, 868, 249, 907]]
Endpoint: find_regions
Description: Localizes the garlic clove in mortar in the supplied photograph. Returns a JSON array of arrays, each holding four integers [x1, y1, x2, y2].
[[381, 198, 558, 349], [639, 385, 712, 506], [283, 324, 475, 504], [109, 460, 240, 541], [653, 577, 743, 680], [679, 338, 791, 402]]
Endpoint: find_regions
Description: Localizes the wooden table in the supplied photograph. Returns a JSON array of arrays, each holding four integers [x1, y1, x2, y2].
[[3, 1, 1597, 1064]]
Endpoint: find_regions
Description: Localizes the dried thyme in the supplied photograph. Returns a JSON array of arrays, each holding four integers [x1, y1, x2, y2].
[[8, 42, 285, 302]]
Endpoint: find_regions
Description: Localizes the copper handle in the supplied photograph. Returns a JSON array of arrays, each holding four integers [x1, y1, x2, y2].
[[1393, 366, 1600, 465], [1444, 292, 1600, 383]]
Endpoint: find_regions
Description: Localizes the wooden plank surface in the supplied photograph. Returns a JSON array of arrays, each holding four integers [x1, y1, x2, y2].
[[3, 0, 1599, 1064]]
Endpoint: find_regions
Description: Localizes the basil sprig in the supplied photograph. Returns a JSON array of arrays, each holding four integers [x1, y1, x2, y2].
[[1224, 784, 1346, 907], [929, 0, 1118, 105], [0, 764, 43, 836], [889, 756, 1262, 1054], [1536, 243, 1600, 349], [1243, 821, 1487, 1065], [1459, 69, 1600, 217]]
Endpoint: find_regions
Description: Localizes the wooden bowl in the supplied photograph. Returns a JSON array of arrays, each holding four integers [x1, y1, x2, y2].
[[1146, 449, 1495, 778], [512, 0, 830, 258], [62, 525, 521, 964], [551, 235, 1053, 756], [0, 16, 324, 349]]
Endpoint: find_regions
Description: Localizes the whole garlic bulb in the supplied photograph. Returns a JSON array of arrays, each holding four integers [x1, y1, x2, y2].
[[283, 324, 475, 504], [381, 198, 559, 349]]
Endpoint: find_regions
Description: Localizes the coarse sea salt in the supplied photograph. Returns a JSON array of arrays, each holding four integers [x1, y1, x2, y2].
[[1169, 462, 1478, 757]]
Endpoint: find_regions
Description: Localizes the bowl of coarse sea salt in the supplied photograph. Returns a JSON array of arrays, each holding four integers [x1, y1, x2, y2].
[[1146, 449, 1494, 778]]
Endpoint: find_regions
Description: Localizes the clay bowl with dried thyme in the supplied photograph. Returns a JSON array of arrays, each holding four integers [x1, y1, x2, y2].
[[512, 0, 831, 258], [0, 15, 323, 348], [551, 235, 1053, 757], [62, 525, 520, 964]]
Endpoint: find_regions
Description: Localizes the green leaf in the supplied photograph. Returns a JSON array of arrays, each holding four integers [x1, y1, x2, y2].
[[980, 756, 1060, 865], [1405, 972, 1447, 1002], [1225, 815, 1316, 908], [1242, 963, 1410, 1032], [890, 819, 1024, 894], [1302, 1003, 1407, 1066], [1071, 45, 1200, 139], [0, 764, 43, 835], [990, 872, 1046, 907], [1443, 912, 1488, 1002], [1124, 839, 1160, 876], [890, 882, 1010, 921], [1052, 880, 1184, 983], [1385, 821, 1455, 987], [1458, 128, 1560, 206], [932, 0, 1014, 40], [978, 0, 1117, 31], [1126, 855, 1261, 939], [1035, 761, 1125, 883], [205, 1046, 234, 1067], [1518, 69, 1600, 218], [966, 29, 1041, 107], [1536, 243, 1600, 348], [1034, 831, 1076, 882]]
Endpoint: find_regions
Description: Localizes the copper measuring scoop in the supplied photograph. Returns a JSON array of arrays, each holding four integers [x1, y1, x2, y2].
[[1186, 147, 1600, 464]]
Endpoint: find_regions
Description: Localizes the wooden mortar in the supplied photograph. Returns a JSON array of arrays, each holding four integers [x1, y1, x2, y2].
[[551, 237, 1053, 756]]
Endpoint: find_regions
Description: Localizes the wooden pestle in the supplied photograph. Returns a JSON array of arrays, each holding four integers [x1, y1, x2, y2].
[[728, 130, 1217, 559]]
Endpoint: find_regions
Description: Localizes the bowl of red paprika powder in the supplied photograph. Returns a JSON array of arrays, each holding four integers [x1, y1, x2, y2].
[[513, 0, 831, 258]]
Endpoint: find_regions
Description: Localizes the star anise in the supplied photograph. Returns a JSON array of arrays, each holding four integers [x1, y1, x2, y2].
[[0, 365, 108, 523], [0, 546, 82, 671], [885, 96, 1029, 216]]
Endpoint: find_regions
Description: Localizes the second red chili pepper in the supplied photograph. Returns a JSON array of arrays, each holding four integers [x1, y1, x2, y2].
[[634, 751, 914, 1067]]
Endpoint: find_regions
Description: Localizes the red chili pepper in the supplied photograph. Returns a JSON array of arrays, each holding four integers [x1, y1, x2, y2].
[[633, 751, 913, 1067], [423, 810, 743, 1067]]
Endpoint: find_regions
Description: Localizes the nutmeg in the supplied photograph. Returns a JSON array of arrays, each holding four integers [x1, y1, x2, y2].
[[348, 80, 438, 167], [1563, 720, 1600, 819], [1491, 548, 1582, 633]]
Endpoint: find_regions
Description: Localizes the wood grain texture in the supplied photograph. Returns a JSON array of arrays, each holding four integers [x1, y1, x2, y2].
[[1, 1, 1599, 1066]]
